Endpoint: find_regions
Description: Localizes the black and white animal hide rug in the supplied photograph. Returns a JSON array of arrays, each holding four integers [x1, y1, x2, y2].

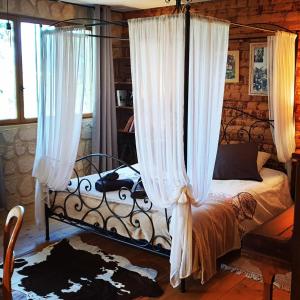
[[0, 236, 163, 300]]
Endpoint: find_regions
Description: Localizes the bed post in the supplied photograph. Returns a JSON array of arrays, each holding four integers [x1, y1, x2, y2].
[[183, 1, 190, 165], [291, 152, 300, 300], [180, 0, 191, 293], [180, 278, 186, 293], [45, 203, 50, 241]]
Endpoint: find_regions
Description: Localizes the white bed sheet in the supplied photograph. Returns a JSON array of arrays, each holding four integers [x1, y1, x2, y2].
[[209, 167, 292, 233], [190, 167, 292, 282]]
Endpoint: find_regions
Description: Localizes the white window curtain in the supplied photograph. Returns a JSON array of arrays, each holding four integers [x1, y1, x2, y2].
[[129, 14, 229, 287], [32, 28, 92, 227], [188, 16, 229, 202], [268, 31, 297, 163]]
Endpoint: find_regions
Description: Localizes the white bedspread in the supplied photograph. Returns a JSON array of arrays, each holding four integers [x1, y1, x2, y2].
[[50, 165, 292, 284], [191, 167, 292, 282]]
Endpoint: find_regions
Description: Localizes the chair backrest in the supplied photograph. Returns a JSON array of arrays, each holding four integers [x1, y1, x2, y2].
[[2, 206, 24, 300]]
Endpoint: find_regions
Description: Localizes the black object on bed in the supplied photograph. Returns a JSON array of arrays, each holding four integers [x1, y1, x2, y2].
[[95, 171, 134, 192], [213, 143, 263, 181], [131, 180, 147, 199]]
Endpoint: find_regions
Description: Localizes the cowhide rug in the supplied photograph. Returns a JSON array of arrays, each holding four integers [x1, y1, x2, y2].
[[0, 236, 163, 300]]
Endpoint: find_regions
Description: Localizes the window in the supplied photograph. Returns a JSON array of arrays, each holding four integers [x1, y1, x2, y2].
[[0, 20, 17, 121], [21, 22, 41, 119], [0, 17, 93, 124]]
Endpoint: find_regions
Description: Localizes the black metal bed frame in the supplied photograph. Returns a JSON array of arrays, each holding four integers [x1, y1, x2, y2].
[[46, 153, 172, 257], [45, 106, 282, 290]]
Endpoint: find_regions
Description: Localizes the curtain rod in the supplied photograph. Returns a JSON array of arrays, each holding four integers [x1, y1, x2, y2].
[[230, 22, 275, 33], [51, 18, 127, 27], [190, 10, 298, 34], [59, 1, 93, 9], [187, 11, 276, 33], [87, 34, 129, 41]]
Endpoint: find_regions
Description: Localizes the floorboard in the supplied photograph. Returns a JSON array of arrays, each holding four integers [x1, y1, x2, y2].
[[0, 204, 291, 299]]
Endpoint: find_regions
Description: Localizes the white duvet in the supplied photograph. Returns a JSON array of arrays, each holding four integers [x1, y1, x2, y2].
[[191, 167, 292, 282]]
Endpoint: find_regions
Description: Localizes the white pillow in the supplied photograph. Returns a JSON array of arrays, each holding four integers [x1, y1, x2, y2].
[[257, 151, 271, 171]]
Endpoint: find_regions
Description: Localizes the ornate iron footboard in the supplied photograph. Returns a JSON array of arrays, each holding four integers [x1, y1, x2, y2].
[[46, 153, 172, 257]]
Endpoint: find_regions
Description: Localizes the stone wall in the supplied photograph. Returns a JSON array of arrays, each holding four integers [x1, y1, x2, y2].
[[0, 0, 92, 21], [0, 119, 92, 209]]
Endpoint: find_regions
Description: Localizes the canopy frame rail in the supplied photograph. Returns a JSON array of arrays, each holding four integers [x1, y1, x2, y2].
[[51, 17, 128, 28], [230, 22, 297, 34]]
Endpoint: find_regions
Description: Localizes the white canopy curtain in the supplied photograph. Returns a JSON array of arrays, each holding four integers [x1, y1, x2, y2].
[[188, 16, 229, 203], [268, 31, 297, 163], [129, 14, 229, 287], [32, 28, 92, 227]]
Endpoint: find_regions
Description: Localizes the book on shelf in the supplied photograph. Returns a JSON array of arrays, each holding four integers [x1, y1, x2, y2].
[[122, 115, 134, 132], [128, 118, 135, 133]]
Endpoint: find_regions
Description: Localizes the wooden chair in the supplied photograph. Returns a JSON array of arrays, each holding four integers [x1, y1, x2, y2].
[[1, 206, 25, 300]]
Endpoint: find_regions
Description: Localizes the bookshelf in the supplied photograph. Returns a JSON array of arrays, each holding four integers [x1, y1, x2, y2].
[[114, 55, 137, 164]]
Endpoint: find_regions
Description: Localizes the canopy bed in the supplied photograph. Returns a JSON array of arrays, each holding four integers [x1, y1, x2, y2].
[[32, 0, 299, 294], [44, 106, 295, 289]]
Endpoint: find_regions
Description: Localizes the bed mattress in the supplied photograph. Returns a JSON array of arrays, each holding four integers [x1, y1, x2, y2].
[[49, 164, 292, 282]]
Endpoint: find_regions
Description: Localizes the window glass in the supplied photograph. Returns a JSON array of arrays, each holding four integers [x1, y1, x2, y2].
[[82, 31, 94, 115], [21, 22, 41, 119], [0, 20, 17, 120], [1, 20, 93, 123], [21, 24, 93, 117]]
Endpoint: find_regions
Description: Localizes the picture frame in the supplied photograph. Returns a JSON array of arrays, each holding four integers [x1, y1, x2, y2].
[[225, 50, 239, 83], [116, 90, 127, 106], [249, 43, 268, 95]]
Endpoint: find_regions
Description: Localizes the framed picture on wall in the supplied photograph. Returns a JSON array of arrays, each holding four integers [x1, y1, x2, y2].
[[225, 50, 239, 83], [249, 43, 268, 95]]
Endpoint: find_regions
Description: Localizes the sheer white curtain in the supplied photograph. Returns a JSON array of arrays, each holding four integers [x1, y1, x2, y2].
[[188, 17, 229, 202], [129, 14, 229, 287], [32, 28, 92, 227], [268, 31, 297, 162], [129, 15, 191, 287]]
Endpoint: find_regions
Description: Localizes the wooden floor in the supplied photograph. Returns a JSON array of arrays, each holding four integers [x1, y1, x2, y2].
[[0, 204, 291, 300]]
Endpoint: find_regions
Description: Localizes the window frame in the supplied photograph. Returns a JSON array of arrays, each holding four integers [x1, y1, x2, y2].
[[0, 13, 92, 125]]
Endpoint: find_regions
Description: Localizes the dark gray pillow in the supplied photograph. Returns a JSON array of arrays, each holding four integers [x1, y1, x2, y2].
[[213, 143, 262, 182]]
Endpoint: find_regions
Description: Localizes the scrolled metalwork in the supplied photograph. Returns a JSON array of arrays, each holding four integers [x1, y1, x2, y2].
[[220, 105, 285, 172], [48, 153, 171, 256], [46, 106, 285, 258]]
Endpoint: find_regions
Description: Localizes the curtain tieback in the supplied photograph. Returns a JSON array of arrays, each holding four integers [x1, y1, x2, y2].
[[178, 186, 193, 205], [169, 186, 194, 287]]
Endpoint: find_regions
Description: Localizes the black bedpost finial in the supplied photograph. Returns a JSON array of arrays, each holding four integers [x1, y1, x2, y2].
[[165, 0, 182, 11], [176, 0, 182, 10]]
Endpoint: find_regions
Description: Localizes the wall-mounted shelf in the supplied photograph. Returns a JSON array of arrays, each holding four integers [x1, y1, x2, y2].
[[116, 106, 133, 110], [115, 82, 132, 90]]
